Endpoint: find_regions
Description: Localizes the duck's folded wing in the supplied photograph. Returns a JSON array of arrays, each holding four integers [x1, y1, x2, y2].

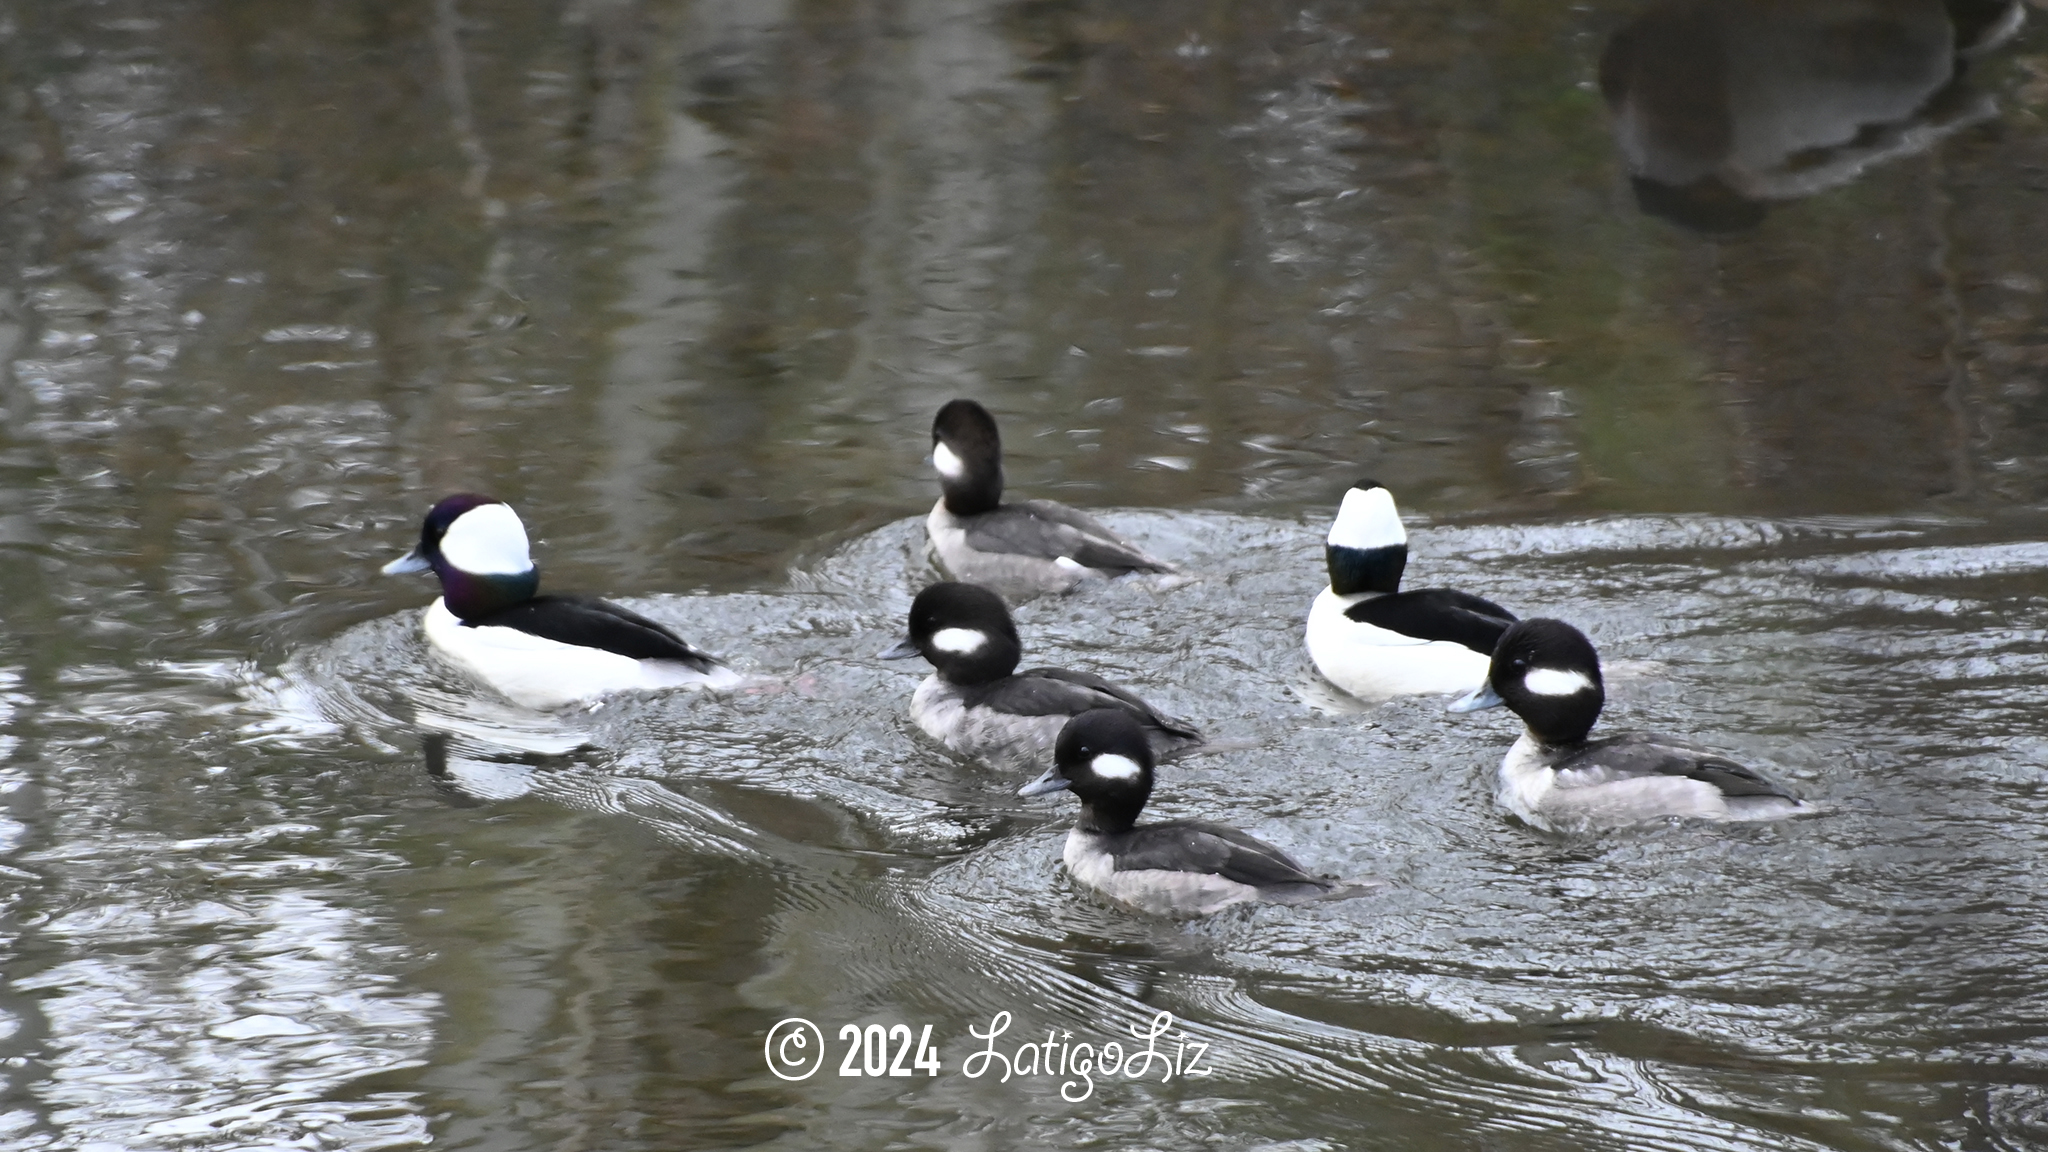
[[1344, 588, 1517, 653], [993, 667, 1202, 739], [474, 596, 724, 669], [1679, 755, 1800, 798], [1111, 821, 1327, 889], [1554, 734, 1800, 800], [963, 500, 1172, 572]]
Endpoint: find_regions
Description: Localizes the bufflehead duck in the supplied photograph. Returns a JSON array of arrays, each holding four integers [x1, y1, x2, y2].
[[1019, 709, 1341, 917], [878, 581, 1202, 768], [1449, 618, 1808, 831], [1303, 480, 1518, 699], [383, 493, 739, 710], [924, 399, 1175, 596]]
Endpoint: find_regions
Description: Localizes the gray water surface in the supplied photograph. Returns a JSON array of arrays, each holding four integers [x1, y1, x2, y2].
[[24, 509, 2048, 1151], [4, 0, 2048, 1148]]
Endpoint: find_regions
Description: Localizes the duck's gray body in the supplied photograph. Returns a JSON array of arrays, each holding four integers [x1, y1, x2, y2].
[[1498, 731, 1807, 832], [909, 668, 1201, 769], [927, 499, 1167, 597], [1063, 823, 1335, 917]]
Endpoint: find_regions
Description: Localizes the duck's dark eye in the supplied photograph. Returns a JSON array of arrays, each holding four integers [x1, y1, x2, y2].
[[1511, 657, 1528, 670]]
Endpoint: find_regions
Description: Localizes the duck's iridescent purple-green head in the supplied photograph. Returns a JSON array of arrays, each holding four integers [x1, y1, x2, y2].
[[383, 493, 539, 620]]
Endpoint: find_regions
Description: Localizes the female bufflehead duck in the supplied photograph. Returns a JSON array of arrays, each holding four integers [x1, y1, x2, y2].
[[878, 581, 1202, 768], [1450, 618, 1808, 831], [1019, 709, 1340, 917], [383, 493, 739, 710], [1304, 480, 1518, 698], [925, 399, 1175, 596]]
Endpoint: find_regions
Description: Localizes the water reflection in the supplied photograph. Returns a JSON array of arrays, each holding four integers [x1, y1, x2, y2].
[[1601, 0, 2026, 231]]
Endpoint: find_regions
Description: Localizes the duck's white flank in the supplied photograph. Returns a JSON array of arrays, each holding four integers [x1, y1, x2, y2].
[[1304, 587, 1492, 698], [420, 598, 737, 711]]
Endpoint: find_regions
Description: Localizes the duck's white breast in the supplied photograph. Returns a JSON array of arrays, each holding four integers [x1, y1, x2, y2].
[[1304, 587, 1493, 698], [1494, 732, 1559, 825]]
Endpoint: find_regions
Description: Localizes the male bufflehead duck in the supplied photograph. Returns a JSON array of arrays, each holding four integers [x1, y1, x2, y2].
[[878, 581, 1202, 768], [383, 493, 738, 710], [1303, 480, 1518, 699], [1450, 618, 1808, 831], [924, 399, 1175, 597], [1019, 709, 1340, 917]]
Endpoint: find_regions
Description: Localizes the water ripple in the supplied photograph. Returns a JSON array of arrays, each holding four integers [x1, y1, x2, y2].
[[206, 510, 2048, 1148]]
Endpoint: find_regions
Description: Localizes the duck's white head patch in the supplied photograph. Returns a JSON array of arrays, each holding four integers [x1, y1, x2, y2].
[[1327, 485, 1406, 551], [1524, 667, 1595, 697], [1089, 753, 1143, 781], [931, 627, 986, 654], [440, 503, 533, 575], [933, 441, 966, 480]]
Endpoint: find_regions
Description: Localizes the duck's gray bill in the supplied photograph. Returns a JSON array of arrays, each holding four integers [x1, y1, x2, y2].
[[1018, 768, 1070, 798], [381, 547, 431, 576], [1447, 682, 1505, 712], [877, 636, 921, 660]]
